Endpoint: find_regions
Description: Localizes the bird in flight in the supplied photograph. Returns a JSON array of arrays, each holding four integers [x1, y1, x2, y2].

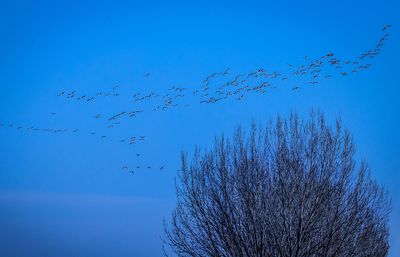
[[4, 25, 390, 177], [382, 24, 392, 31]]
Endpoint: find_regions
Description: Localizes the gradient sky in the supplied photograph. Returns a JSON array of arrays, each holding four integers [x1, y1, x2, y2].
[[0, 1, 399, 256]]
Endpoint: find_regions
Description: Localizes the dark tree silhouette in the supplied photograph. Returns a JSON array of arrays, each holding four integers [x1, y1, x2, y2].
[[164, 112, 391, 257]]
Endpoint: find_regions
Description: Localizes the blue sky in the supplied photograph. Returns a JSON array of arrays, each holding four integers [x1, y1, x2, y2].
[[0, 0, 399, 256]]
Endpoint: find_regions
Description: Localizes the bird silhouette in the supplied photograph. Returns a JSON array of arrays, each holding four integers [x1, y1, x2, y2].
[[2, 25, 390, 176], [382, 24, 392, 31]]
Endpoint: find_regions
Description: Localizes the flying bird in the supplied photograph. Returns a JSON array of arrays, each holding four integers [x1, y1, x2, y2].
[[382, 24, 392, 31]]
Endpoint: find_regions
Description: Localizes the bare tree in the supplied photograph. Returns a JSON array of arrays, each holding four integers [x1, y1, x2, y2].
[[164, 112, 391, 257]]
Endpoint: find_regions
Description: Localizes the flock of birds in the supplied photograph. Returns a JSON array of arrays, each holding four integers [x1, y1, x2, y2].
[[0, 25, 392, 175]]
